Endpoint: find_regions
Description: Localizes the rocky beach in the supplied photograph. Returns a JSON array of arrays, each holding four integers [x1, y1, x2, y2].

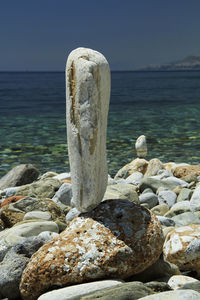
[[0, 48, 200, 300], [1, 158, 200, 299]]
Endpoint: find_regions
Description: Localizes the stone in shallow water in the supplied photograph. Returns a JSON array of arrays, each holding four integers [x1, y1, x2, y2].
[[135, 135, 147, 158], [66, 47, 110, 212], [20, 199, 163, 300]]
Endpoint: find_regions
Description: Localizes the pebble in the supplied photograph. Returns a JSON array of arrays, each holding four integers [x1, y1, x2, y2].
[[158, 190, 177, 208], [139, 192, 158, 209]]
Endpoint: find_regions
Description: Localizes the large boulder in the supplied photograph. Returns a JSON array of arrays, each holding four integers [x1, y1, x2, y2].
[[0, 164, 39, 190], [20, 199, 164, 300]]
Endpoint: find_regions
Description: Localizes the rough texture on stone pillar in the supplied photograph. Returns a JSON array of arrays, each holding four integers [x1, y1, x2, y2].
[[66, 48, 110, 212]]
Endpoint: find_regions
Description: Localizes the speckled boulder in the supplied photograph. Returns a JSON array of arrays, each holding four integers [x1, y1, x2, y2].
[[1, 197, 66, 228], [20, 199, 164, 300], [163, 224, 200, 276]]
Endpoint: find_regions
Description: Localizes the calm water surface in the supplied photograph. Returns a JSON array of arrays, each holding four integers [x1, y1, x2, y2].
[[0, 71, 200, 177]]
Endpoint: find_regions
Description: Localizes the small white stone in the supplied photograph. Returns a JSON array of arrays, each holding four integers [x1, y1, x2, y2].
[[168, 275, 199, 290], [23, 211, 52, 221], [135, 135, 147, 158]]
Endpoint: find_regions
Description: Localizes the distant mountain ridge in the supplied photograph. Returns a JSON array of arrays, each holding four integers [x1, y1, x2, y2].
[[138, 55, 200, 71]]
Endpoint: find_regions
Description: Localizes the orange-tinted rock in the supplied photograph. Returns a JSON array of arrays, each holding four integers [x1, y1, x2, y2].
[[114, 158, 149, 180], [20, 199, 164, 300], [173, 165, 200, 178], [1, 196, 26, 208], [62, 179, 72, 184]]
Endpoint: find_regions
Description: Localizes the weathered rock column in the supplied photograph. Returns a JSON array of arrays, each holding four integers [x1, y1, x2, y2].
[[66, 48, 110, 212]]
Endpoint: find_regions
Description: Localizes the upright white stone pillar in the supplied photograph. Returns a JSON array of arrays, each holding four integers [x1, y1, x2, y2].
[[66, 48, 110, 212]]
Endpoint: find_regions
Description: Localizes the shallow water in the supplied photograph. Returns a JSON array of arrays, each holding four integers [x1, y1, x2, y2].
[[0, 71, 200, 177]]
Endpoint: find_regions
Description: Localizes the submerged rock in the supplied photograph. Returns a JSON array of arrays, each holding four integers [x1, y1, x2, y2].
[[20, 199, 163, 300]]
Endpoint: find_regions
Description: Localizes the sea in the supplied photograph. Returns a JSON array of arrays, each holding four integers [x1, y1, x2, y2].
[[0, 71, 200, 178]]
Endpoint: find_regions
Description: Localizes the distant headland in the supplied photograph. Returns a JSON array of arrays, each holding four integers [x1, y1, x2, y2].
[[137, 55, 200, 71]]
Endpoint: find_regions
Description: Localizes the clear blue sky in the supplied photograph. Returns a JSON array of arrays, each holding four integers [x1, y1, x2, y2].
[[1, 0, 200, 71]]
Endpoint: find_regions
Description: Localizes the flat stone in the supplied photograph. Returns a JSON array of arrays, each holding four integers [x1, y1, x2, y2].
[[138, 290, 200, 300], [53, 172, 71, 181], [66, 48, 110, 212], [163, 224, 200, 275], [38, 280, 123, 300], [20, 199, 164, 300], [168, 275, 199, 290], [0, 164, 39, 190], [80, 281, 154, 300], [171, 211, 200, 226], [23, 211, 52, 221], [103, 183, 139, 204], [0, 221, 59, 249]]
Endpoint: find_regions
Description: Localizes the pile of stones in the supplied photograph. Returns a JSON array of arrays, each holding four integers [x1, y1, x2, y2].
[[0, 48, 200, 300]]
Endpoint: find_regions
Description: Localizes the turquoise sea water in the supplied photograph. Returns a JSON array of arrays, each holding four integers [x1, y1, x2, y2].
[[0, 71, 200, 177]]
